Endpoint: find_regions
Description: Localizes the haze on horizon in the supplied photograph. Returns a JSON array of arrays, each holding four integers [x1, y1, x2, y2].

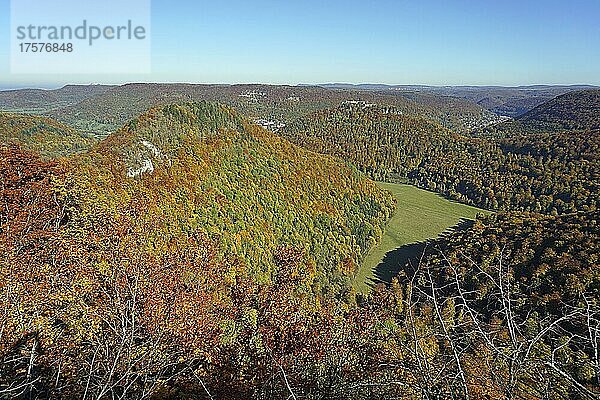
[[0, 0, 598, 88]]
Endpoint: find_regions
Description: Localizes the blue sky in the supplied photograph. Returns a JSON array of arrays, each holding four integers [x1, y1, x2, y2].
[[0, 0, 599, 88]]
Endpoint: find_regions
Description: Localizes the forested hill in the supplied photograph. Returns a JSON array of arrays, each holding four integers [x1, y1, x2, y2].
[[0, 83, 502, 136], [405, 211, 599, 309], [281, 103, 453, 181], [0, 84, 113, 113], [282, 103, 598, 214], [358, 210, 599, 399], [318, 83, 596, 117], [1, 99, 598, 398], [1, 101, 400, 397], [517, 89, 600, 131], [64, 101, 397, 297], [0, 112, 95, 158], [484, 89, 600, 135]]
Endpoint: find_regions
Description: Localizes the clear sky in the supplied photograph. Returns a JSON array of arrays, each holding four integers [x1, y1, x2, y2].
[[0, 0, 599, 88]]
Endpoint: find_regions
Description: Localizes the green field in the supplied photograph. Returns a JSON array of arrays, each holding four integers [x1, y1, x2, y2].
[[353, 183, 489, 293]]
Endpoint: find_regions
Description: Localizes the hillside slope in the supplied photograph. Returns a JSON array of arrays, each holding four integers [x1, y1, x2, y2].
[[0, 83, 498, 136], [0, 112, 96, 158], [358, 210, 599, 399], [0, 84, 113, 113], [318, 83, 596, 117], [282, 103, 599, 214], [516, 89, 600, 131], [1, 102, 401, 397], [484, 89, 600, 135], [1, 101, 597, 399], [71, 101, 396, 294]]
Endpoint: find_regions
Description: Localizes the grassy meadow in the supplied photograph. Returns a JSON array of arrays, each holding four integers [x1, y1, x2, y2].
[[353, 183, 489, 293]]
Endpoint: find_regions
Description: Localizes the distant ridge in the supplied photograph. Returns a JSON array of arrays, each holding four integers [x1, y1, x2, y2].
[[516, 89, 600, 131], [310, 83, 598, 90], [0, 84, 114, 113], [0, 83, 500, 135], [0, 112, 95, 158], [309, 83, 598, 117]]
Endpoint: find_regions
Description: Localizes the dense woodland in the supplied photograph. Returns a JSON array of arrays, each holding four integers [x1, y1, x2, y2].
[[355, 211, 599, 399], [282, 102, 598, 214], [319, 84, 592, 118], [0, 84, 502, 137], [513, 89, 600, 132], [476, 90, 600, 139], [0, 103, 395, 398], [1, 88, 598, 399], [0, 112, 95, 159]]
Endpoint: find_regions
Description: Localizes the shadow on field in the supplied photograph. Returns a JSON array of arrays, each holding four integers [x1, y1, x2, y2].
[[368, 218, 475, 287], [369, 241, 427, 285]]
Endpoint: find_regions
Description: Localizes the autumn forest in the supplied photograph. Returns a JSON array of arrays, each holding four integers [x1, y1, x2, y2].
[[0, 84, 598, 400]]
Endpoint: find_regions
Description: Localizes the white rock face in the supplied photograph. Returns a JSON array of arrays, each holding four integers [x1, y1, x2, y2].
[[125, 140, 165, 178], [126, 158, 154, 178], [141, 140, 163, 158]]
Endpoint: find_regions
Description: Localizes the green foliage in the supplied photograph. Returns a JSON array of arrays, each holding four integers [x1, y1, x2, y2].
[[1, 83, 499, 137], [0, 102, 399, 397], [1, 94, 597, 399], [493, 89, 600, 134], [0, 112, 96, 159], [349, 211, 600, 400], [76, 101, 395, 296], [282, 103, 599, 214], [417, 211, 599, 308], [354, 182, 487, 293]]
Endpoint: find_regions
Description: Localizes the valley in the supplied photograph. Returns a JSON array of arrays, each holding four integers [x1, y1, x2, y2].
[[0, 84, 598, 400], [1, 0, 598, 397], [353, 182, 487, 293], [0, 83, 504, 137]]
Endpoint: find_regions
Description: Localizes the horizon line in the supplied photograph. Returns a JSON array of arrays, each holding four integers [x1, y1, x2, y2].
[[1, 81, 599, 91]]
